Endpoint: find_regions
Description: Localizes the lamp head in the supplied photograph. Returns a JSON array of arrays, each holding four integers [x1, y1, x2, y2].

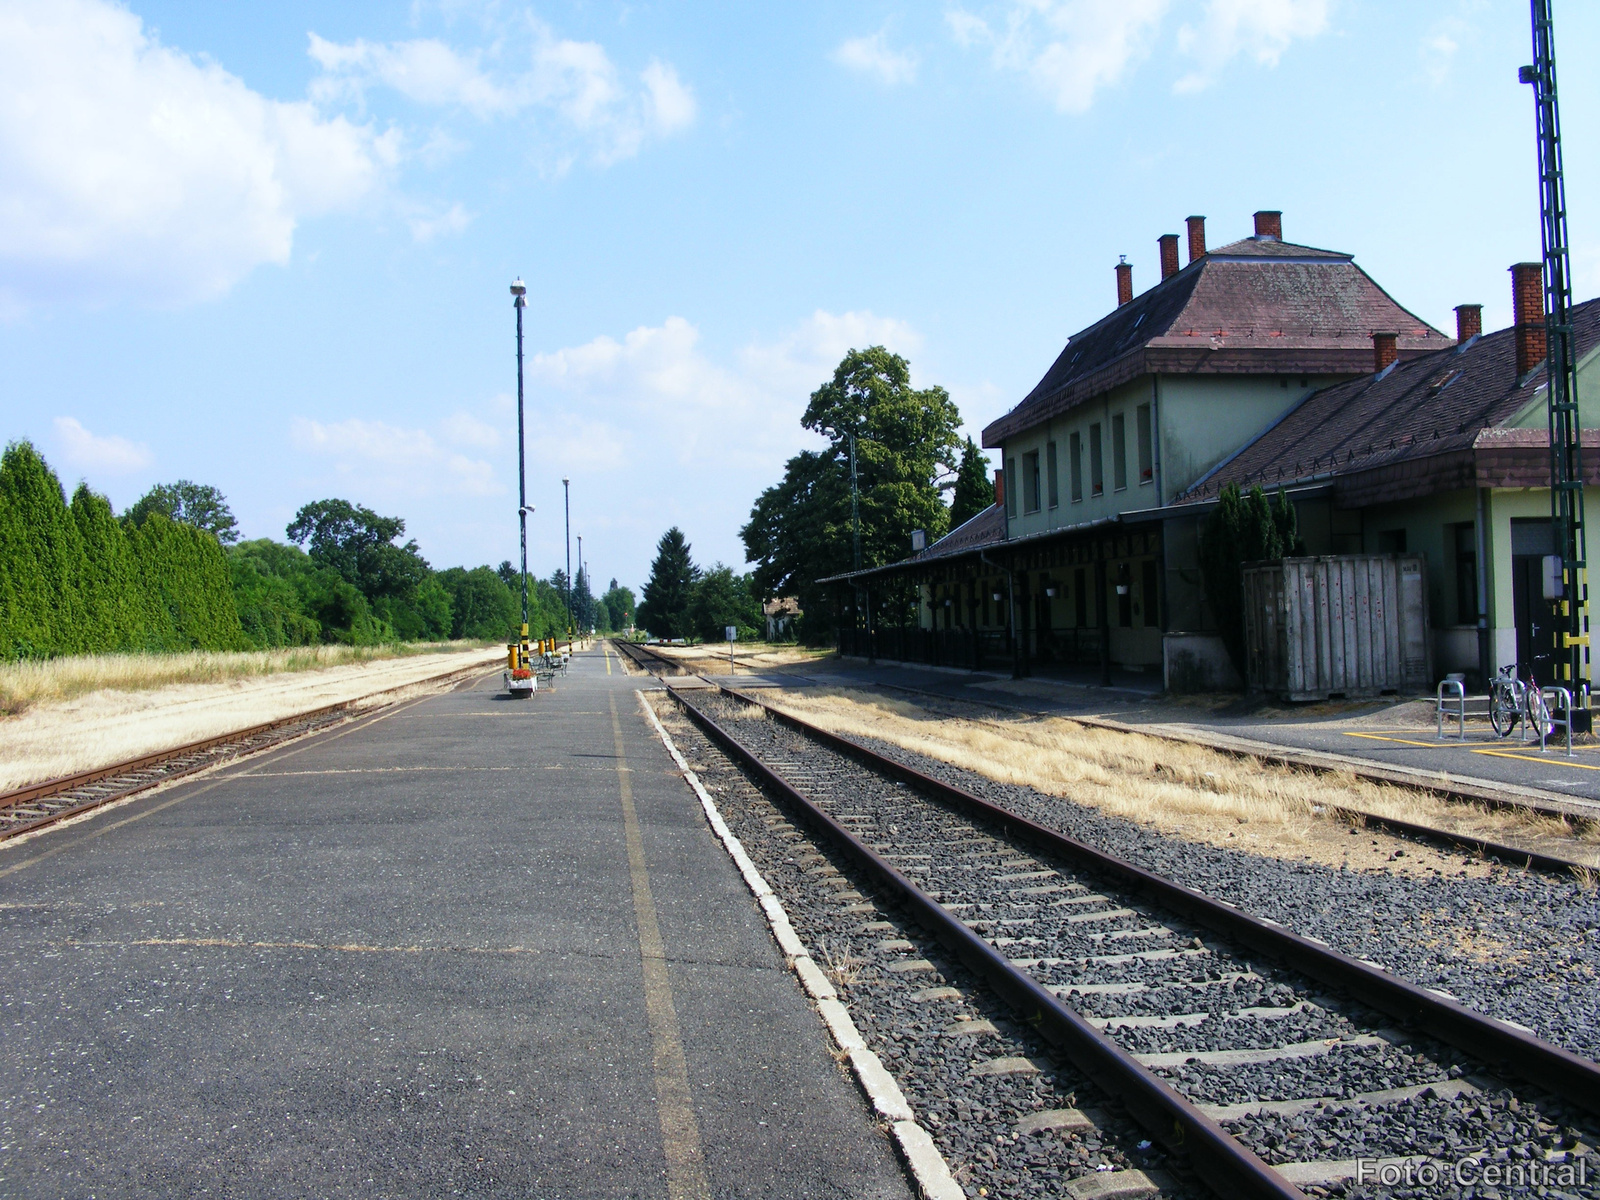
[[510, 278, 526, 297], [518, 505, 535, 515]]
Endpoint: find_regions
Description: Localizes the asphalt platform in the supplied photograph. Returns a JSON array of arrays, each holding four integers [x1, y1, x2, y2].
[[0, 648, 911, 1199]]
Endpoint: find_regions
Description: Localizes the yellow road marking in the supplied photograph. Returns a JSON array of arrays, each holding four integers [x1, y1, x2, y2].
[[59, 937, 539, 955], [605, 647, 613, 676], [609, 692, 709, 1200], [1471, 749, 1600, 770], [1342, 732, 1457, 749]]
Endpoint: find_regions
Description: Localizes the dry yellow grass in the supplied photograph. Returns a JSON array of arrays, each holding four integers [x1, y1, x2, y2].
[[0, 642, 494, 716], [644, 641, 830, 676], [759, 687, 1600, 873], [0, 645, 502, 792]]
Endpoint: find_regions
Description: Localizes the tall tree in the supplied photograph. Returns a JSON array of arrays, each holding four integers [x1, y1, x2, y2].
[[601, 582, 636, 633], [741, 347, 962, 631], [948, 437, 993, 530], [572, 566, 596, 632], [128, 480, 240, 544], [286, 499, 429, 602], [687, 565, 763, 642], [637, 527, 699, 639]]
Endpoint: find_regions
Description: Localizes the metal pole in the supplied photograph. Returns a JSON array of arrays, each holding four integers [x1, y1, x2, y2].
[[1523, 0, 1589, 708], [512, 279, 529, 658], [562, 477, 572, 640], [577, 534, 584, 637]]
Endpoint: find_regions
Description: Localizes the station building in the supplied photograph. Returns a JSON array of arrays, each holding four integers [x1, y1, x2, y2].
[[823, 210, 1600, 693]]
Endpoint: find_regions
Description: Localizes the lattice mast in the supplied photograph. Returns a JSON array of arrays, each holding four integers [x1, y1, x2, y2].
[[1523, 0, 1589, 698]]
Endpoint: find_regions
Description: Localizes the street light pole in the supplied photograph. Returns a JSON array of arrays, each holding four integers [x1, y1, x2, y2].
[[562, 477, 573, 640], [511, 278, 529, 659], [577, 534, 584, 635]]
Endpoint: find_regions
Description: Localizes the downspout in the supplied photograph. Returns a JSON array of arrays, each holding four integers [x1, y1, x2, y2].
[[1476, 487, 1492, 688], [1153, 376, 1172, 690]]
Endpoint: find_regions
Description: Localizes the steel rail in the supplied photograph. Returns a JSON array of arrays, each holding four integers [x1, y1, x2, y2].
[[665, 683, 1307, 1200], [0, 657, 497, 841], [704, 681, 1600, 1119]]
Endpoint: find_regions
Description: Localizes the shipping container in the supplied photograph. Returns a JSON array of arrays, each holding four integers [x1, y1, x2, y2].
[[1242, 555, 1431, 700]]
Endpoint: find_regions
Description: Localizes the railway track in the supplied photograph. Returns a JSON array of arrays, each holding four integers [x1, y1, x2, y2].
[[614, 639, 1594, 873], [617, 641, 1600, 1199], [0, 657, 496, 843]]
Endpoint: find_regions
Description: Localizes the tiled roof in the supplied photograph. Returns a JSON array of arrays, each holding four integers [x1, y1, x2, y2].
[[814, 504, 1006, 583], [1174, 298, 1600, 502], [982, 236, 1449, 447]]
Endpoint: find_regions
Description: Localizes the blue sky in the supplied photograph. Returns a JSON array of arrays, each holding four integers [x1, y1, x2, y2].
[[3, 0, 1597, 593]]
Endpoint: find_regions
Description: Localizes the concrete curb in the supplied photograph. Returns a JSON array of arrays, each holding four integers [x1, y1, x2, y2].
[[636, 690, 964, 1200]]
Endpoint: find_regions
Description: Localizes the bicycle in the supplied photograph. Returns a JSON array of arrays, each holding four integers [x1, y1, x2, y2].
[[1490, 659, 1557, 741], [1489, 664, 1525, 738]]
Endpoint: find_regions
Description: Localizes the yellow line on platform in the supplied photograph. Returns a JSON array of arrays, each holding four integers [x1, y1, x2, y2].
[[1472, 748, 1600, 770], [605, 647, 613, 676], [609, 693, 709, 1200], [1342, 732, 1458, 749]]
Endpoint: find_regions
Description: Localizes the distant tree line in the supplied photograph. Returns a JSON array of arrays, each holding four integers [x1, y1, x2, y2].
[[0, 440, 632, 660], [636, 526, 765, 641]]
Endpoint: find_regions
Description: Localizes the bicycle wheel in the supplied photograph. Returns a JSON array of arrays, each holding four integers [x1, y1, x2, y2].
[[1526, 688, 1553, 742], [1490, 685, 1519, 737]]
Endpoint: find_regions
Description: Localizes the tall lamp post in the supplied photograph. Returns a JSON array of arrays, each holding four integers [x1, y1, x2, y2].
[[576, 534, 584, 636], [511, 278, 530, 662], [562, 477, 573, 641]]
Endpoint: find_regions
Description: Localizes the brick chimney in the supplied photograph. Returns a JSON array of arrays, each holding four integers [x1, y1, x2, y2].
[[1186, 215, 1206, 264], [1158, 234, 1180, 280], [1371, 331, 1398, 373], [1254, 210, 1282, 240], [993, 468, 1005, 509], [1454, 304, 1482, 344], [1511, 262, 1547, 376], [1115, 257, 1133, 306]]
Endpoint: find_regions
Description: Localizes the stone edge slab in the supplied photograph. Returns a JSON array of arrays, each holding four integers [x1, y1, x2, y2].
[[636, 690, 963, 1200]]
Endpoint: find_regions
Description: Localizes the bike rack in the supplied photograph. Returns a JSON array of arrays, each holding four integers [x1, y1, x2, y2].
[[1435, 677, 1466, 741], [1539, 686, 1575, 756]]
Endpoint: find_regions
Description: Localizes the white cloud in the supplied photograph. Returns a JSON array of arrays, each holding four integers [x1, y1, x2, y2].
[[0, 0, 392, 312], [51, 416, 152, 473], [832, 32, 919, 86], [947, 0, 1169, 113], [948, 0, 1326, 110], [1173, 0, 1329, 93], [308, 21, 697, 167], [291, 415, 502, 498], [407, 201, 473, 242]]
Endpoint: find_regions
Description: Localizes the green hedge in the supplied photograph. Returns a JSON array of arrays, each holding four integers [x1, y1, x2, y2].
[[0, 441, 246, 657]]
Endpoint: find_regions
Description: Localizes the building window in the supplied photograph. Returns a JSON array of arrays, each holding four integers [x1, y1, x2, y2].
[[1136, 403, 1154, 485], [1089, 423, 1104, 497], [1004, 458, 1016, 518], [1142, 560, 1159, 627], [1069, 433, 1083, 503], [1454, 523, 1478, 623], [1046, 441, 1059, 508], [1024, 450, 1041, 513], [1112, 414, 1127, 491], [1378, 529, 1406, 553]]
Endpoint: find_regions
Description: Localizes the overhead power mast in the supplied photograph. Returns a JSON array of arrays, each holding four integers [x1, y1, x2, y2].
[[1522, 0, 1589, 710]]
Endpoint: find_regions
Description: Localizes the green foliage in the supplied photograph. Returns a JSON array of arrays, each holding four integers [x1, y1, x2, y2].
[[228, 540, 327, 647], [440, 566, 519, 641], [286, 499, 430, 601], [742, 347, 963, 638], [600, 581, 636, 632], [638, 527, 699, 639], [572, 567, 597, 632], [127, 480, 239, 544], [0, 443, 242, 657], [949, 437, 993, 529], [1198, 485, 1301, 676], [686, 564, 763, 642]]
